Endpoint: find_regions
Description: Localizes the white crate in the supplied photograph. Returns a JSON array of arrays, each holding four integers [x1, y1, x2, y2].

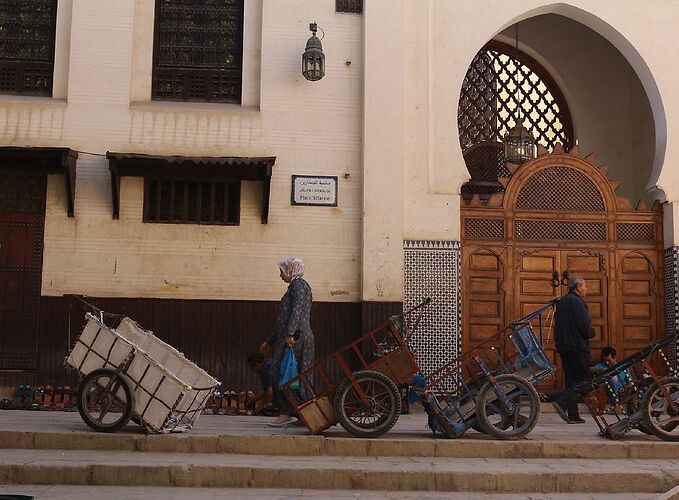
[[66, 313, 219, 433]]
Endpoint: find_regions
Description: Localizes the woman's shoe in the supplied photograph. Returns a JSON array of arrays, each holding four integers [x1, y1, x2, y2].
[[268, 416, 298, 427]]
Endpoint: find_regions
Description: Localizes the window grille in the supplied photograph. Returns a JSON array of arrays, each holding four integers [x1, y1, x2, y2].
[[458, 41, 572, 152], [336, 0, 362, 13], [0, 0, 57, 96], [617, 223, 655, 243], [152, 0, 244, 103], [515, 220, 606, 241], [464, 218, 504, 240], [144, 178, 240, 225], [0, 173, 44, 213], [516, 166, 605, 212]]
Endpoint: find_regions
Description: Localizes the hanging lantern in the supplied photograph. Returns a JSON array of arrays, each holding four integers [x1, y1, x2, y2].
[[504, 120, 536, 164], [302, 22, 325, 82]]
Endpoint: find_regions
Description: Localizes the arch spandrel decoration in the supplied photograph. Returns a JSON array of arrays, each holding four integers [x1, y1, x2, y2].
[[503, 147, 619, 213], [461, 146, 663, 245]]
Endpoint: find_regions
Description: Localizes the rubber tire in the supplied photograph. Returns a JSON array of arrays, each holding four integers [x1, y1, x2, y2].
[[640, 376, 679, 441], [77, 368, 135, 433], [333, 370, 401, 438], [625, 397, 653, 435], [475, 374, 540, 440]]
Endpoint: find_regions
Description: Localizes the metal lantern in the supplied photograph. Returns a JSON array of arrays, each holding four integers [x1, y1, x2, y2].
[[302, 22, 325, 82], [503, 121, 536, 164]]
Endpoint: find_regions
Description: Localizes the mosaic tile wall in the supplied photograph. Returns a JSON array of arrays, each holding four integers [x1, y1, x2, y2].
[[403, 240, 461, 383]]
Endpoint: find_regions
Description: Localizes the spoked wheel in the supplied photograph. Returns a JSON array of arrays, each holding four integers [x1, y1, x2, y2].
[[475, 374, 540, 440], [77, 368, 135, 433], [640, 376, 679, 441], [333, 370, 401, 438], [625, 397, 653, 435]]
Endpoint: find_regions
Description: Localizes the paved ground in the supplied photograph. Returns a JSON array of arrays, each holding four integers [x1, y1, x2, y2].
[[0, 406, 656, 441], [0, 485, 660, 500]]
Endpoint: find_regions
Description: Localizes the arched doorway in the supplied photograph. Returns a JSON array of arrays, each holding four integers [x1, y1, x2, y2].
[[461, 148, 664, 388]]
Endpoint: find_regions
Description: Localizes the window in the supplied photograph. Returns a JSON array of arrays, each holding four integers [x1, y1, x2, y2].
[[152, 0, 244, 103], [458, 41, 573, 152], [0, 0, 57, 96], [144, 178, 240, 225], [336, 0, 362, 14]]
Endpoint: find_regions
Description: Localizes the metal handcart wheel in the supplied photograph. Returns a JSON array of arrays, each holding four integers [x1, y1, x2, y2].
[[77, 368, 135, 433], [333, 370, 401, 438], [624, 397, 653, 435], [639, 376, 679, 441], [475, 374, 540, 440]]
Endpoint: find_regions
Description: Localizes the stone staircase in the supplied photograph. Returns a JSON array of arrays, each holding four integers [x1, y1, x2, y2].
[[0, 411, 677, 497]]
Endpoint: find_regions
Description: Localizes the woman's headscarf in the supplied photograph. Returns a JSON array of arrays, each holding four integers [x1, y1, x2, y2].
[[278, 257, 305, 281]]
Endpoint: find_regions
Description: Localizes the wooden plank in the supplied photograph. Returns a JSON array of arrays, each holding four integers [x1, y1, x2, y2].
[[470, 253, 499, 271], [522, 255, 556, 272], [622, 280, 650, 295], [623, 303, 651, 319], [470, 277, 498, 294]]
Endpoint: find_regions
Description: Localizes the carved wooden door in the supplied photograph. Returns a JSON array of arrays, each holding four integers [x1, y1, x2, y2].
[[514, 249, 608, 389], [0, 173, 46, 370], [461, 147, 664, 390]]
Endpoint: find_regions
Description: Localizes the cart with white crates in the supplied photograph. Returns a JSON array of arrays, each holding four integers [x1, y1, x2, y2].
[[65, 296, 220, 433]]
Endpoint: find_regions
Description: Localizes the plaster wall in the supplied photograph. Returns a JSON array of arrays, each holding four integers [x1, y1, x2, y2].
[[0, 0, 365, 302], [4, 0, 679, 306]]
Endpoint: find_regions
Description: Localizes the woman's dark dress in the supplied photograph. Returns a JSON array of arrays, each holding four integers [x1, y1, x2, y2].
[[268, 278, 314, 413]]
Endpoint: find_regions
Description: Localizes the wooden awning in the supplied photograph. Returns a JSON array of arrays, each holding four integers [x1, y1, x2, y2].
[[0, 146, 78, 217], [106, 152, 276, 223]]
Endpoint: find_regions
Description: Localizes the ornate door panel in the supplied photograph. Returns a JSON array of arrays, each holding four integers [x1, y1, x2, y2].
[[514, 249, 561, 388], [561, 251, 608, 351], [0, 173, 46, 370], [616, 251, 661, 359], [462, 247, 505, 345]]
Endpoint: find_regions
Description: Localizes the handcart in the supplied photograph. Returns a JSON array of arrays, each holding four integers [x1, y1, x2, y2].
[[65, 296, 220, 433], [282, 298, 556, 439], [580, 332, 679, 440]]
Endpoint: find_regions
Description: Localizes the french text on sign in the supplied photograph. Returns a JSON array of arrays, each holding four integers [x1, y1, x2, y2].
[[291, 175, 338, 206]]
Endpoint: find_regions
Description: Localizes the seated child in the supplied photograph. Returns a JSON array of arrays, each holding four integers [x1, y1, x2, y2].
[[246, 353, 276, 415]]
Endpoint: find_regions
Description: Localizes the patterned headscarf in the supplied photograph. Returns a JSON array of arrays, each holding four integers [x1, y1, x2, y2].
[[278, 257, 305, 281]]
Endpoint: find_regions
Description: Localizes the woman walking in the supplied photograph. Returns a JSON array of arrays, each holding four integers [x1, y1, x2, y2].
[[260, 257, 314, 427]]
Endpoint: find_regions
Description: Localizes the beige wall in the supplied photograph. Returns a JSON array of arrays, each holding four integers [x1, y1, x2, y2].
[[4, 0, 679, 305], [0, 0, 364, 302]]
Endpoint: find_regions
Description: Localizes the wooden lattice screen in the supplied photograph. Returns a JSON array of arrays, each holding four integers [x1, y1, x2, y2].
[[336, 0, 362, 13], [0, 0, 57, 96], [515, 166, 605, 212], [152, 0, 244, 103], [458, 41, 573, 152]]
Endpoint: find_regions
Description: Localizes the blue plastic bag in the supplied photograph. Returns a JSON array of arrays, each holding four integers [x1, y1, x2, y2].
[[279, 346, 300, 390]]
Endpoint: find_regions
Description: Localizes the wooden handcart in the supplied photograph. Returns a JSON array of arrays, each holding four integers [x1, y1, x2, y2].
[[581, 332, 679, 440], [283, 298, 557, 439]]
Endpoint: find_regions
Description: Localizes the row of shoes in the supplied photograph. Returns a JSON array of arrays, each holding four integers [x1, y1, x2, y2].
[[0, 385, 77, 411], [202, 390, 256, 415]]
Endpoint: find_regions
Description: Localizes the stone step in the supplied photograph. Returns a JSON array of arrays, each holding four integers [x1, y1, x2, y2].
[[0, 484, 661, 500], [2, 427, 678, 460], [0, 449, 677, 494]]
